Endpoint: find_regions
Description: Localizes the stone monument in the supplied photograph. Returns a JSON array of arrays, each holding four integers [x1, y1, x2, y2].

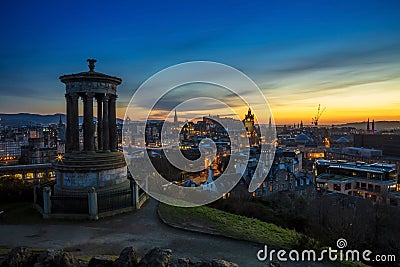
[[51, 59, 135, 218]]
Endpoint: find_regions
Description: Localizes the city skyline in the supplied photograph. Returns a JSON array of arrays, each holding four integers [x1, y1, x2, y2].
[[1, 1, 400, 124], [1, 2, 400, 265]]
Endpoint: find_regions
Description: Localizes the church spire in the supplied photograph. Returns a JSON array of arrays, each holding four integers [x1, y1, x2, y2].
[[174, 109, 178, 124], [372, 119, 375, 135]]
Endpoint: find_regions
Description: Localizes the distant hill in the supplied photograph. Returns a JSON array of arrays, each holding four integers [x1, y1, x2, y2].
[[338, 121, 400, 131], [0, 113, 123, 127]]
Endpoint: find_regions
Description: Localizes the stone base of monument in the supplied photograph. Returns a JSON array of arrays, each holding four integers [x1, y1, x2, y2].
[[38, 151, 148, 220], [53, 152, 127, 188]]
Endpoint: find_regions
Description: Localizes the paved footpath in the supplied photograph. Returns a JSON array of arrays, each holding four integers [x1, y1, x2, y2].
[[0, 199, 333, 267]]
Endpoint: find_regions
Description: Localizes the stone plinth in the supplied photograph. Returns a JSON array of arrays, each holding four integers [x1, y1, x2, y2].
[[53, 152, 127, 190]]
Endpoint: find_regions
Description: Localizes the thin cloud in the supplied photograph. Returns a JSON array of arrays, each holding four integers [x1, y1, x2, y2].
[[272, 43, 400, 75]]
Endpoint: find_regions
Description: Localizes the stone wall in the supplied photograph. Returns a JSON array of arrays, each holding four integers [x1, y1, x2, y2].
[[56, 166, 127, 188]]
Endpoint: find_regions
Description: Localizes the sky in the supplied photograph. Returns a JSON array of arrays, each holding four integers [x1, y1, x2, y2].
[[0, 0, 399, 125]]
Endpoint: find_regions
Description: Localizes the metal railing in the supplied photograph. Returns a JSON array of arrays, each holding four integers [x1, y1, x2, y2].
[[51, 191, 88, 214], [35, 180, 55, 209], [97, 187, 132, 213]]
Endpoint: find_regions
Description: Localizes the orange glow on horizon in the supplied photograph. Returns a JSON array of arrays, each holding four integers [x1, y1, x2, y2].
[[115, 78, 400, 125]]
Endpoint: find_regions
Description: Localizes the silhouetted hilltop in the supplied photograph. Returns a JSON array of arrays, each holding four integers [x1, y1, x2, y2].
[[0, 113, 123, 127], [338, 121, 400, 131]]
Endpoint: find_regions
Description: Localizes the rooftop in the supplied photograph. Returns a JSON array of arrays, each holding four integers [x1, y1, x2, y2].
[[316, 159, 396, 173], [316, 173, 397, 185]]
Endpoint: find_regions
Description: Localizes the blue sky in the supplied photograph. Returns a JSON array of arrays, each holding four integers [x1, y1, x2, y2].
[[1, 0, 399, 124]]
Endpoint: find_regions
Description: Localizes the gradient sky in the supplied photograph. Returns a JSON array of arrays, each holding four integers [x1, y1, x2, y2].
[[0, 0, 399, 124]]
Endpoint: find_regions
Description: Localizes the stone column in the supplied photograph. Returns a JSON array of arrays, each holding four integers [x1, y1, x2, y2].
[[102, 94, 110, 152], [109, 95, 118, 152], [88, 187, 98, 220], [43, 187, 52, 218], [70, 93, 80, 151], [83, 93, 95, 152], [134, 182, 140, 209], [65, 94, 72, 152], [96, 95, 103, 151]]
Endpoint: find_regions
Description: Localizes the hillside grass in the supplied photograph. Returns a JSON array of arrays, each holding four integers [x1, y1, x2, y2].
[[158, 202, 315, 250], [158, 203, 371, 266]]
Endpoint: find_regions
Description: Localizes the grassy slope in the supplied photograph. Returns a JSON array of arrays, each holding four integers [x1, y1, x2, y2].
[[158, 202, 305, 249], [158, 203, 370, 267]]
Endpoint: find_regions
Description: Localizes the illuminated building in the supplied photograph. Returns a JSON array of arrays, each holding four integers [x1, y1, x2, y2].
[[20, 137, 58, 164], [0, 141, 26, 163], [314, 159, 399, 205], [242, 108, 260, 146], [254, 148, 312, 197]]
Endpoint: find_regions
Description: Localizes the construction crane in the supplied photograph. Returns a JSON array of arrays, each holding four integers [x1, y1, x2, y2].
[[312, 104, 326, 126]]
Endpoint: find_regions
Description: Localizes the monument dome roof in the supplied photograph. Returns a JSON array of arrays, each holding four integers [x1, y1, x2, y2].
[[59, 59, 122, 85]]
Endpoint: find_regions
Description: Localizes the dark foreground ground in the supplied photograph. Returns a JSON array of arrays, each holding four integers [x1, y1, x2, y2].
[[0, 198, 337, 267]]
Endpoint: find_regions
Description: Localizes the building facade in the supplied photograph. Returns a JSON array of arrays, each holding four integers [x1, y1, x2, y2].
[[354, 134, 400, 157], [242, 108, 260, 146], [20, 138, 58, 164], [314, 159, 399, 205]]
